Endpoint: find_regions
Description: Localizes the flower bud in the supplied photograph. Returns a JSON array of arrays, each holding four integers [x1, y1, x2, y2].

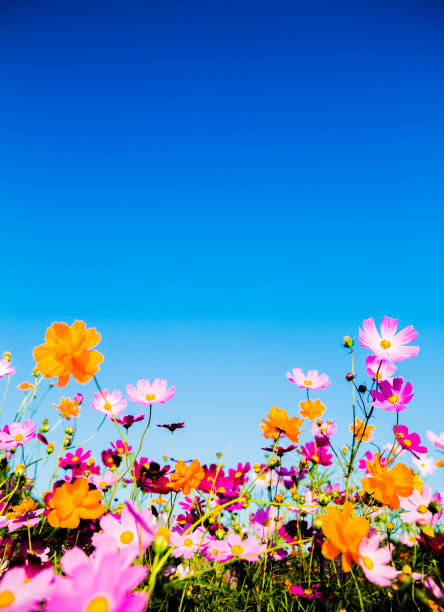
[[358, 384, 367, 394], [343, 336, 354, 348], [313, 517, 323, 530], [32, 367, 39, 377], [74, 393, 83, 405], [274, 494, 284, 503], [153, 526, 170, 554], [428, 500, 441, 515], [345, 373, 354, 381], [3, 352, 11, 361], [15, 463, 25, 475]]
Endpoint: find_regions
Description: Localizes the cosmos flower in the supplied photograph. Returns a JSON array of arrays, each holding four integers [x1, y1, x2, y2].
[[53, 397, 80, 420], [46, 477, 106, 528], [301, 441, 332, 466], [224, 530, 266, 562], [412, 455, 436, 477], [358, 534, 398, 586], [400, 532, 418, 547], [157, 422, 185, 432], [33, 321, 103, 387], [167, 460, 205, 495], [250, 505, 280, 539], [400, 485, 439, 526], [361, 454, 414, 510], [92, 504, 155, 557], [59, 448, 91, 469], [393, 425, 427, 457], [0, 566, 53, 610], [89, 470, 117, 491], [311, 419, 337, 443], [260, 406, 304, 444], [286, 368, 331, 390], [170, 527, 206, 559], [319, 501, 370, 572], [426, 431, 444, 452], [0, 420, 37, 450], [115, 413, 145, 429], [358, 316, 419, 362], [298, 399, 326, 421], [126, 378, 176, 406], [350, 418, 374, 442], [0, 358, 15, 378], [90, 389, 127, 418], [287, 583, 323, 599], [371, 377, 414, 412], [365, 356, 397, 382]]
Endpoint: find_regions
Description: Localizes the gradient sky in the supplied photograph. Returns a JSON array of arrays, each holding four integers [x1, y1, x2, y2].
[[0, 0, 443, 492]]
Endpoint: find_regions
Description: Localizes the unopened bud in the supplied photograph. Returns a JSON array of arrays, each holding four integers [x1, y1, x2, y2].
[[343, 336, 353, 348], [153, 527, 170, 554], [3, 352, 11, 361], [74, 393, 83, 405], [65, 426, 75, 435], [15, 463, 26, 475], [345, 373, 354, 381], [358, 384, 367, 394], [32, 367, 39, 377], [428, 500, 441, 515], [313, 517, 323, 530], [274, 494, 284, 503]]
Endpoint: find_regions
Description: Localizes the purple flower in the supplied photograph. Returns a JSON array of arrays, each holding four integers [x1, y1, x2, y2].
[[371, 377, 414, 412]]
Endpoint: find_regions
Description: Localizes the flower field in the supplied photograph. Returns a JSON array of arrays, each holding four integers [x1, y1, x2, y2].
[[0, 317, 442, 611]]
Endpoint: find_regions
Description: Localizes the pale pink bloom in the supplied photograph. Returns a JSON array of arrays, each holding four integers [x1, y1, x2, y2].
[[0, 566, 53, 611], [365, 356, 397, 382], [46, 546, 148, 612], [383, 442, 406, 457], [359, 316, 419, 362], [400, 485, 439, 526], [358, 534, 398, 586], [311, 420, 337, 440], [92, 504, 155, 558], [252, 469, 280, 488], [90, 389, 127, 418], [400, 532, 418, 547], [126, 379, 176, 406], [0, 420, 37, 450], [251, 505, 281, 539], [425, 577, 444, 599], [426, 430, 444, 452], [170, 527, 206, 559], [0, 359, 15, 378], [202, 535, 231, 562], [225, 530, 266, 561], [89, 470, 117, 490], [286, 368, 330, 390], [412, 455, 436, 477]]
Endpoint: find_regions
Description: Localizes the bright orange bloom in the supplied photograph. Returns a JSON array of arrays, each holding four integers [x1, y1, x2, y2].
[[53, 396, 80, 420], [298, 399, 326, 421], [6, 497, 38, 519], [17, 382, 35, 391], [33, 321, 103, 387], [361, 454, 414, 510], [349, 418, 374, 442], [46, 477, 105, 528], [319, 501, 370, 572], [167, 459, 205, 495], [260, 406, 304, 444]]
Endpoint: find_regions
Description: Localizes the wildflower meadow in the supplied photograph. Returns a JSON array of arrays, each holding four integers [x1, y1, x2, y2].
[[0, 316, 442, 612]]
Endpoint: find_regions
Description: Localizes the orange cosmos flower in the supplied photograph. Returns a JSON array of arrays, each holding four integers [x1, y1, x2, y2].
[[260, 406, 304, 444], [349, 417, 374, 442], [33, 321, 103, 387], [167, 459, 205, 495], [17, 381, 35, 391], [361, 454, 414, 510], [46, 477, 105, 528], [53, 397, 80, 420], [319, 501, 370, 572], [298, 399, 326, 421]]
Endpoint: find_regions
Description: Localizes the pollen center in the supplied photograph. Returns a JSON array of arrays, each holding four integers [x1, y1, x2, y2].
[[417, 504, 428, 514], [100, 481, 108, 488], [388, 395, 399, 404], [103, 401, 112, 411], [71, 456, 79, 462], [120, 531, 134, 544], [145, 394, 156, 401], [304, 589, 313, 596], [380, 339, 391, 349], [14, 434, 24, 442], [363, 556, 374, 570], [311, 454, 319, 463], [231, 544, 244, 555], [184, 538, 194, 547], [304, 380, 312, 386], [234, 471, 242, 478], [0, 591, 15, 607], [403, 439, 412, 447], [86, 596, 109, 612]]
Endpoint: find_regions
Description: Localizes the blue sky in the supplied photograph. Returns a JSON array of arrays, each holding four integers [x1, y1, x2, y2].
[[0, 0, 443, 492]]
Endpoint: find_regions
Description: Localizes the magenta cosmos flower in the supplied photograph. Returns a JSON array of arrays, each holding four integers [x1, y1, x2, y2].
[[46, 546, 148, 612], [358, 534, 398, 586], [0, 567, 53, 611], [0, 358, 15, 378], [288, 584, 323, 599], [371, 377, 414, 412], [365, 356, 397, 382], [126, 378, 176, 407], [426, 430, 444, 452], [90, 389, 127, 418], [359, 316, 419, 362], [301, 441, 332, 466], [0, 420, 37, 450], [393, 425, 427, 457], [224, 530, 266, 562], [286, 368, 330, 390]]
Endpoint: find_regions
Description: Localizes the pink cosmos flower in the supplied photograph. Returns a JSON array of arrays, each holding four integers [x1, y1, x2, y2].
[[0, 420, 37, 450], [170, 527, 206, 559], [400, 485, 440, 526], [311, 420, 337, 444], [89, 470, 117, 490], [301, 441, 332, 466], [224, 530, 266, 562], [90, 389, 127, 418], [412, 455, 436, 477], [0, 359, 15, 377], [393, 425, 427, 458], [92, 504, 155, 558], [126, 379, 176, 407], [202, 535, 231, 562], [365, 356, 397, 382], [0, 567, 53, 611], [6, 508, 45, 532], [358, 534, 398, 586], [371, 377, 414, 412], [286, 368, 331, 390], [358, 451, 389, 472], [250, 505, 280, 539], [359, 316, 419, 362], [46, 546, 148, 612], [426, 430, 444, 452], [288, 584, 323, 599], [400, 532, 418, 547]]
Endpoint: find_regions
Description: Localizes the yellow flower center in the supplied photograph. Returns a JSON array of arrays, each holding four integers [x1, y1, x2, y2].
[[403, 439, 412, 447], [418, 504, 428, 514], [231, 544, 244, 555], [263, 519, 270, 527], [212, 548, 220, 555], [120, 531, 134, 544], [380, 339, 391, 349], [312, 454, 319, 463], [376, 372, 383, 379], [71, 456, 79, 462], [103, 402, 113, 411], [14, 434, 24, 442], [363, 556, 374, 570], [86, 597, 109, 612], [234, 471, 242, 478], [217, 487, 226, 494], [145, 394, 156, 401], [388, 395, 399, 404], [304, 589, 313, 596], [184, 538, 194, 547], [304, 380, 312, 386], [0, 591, 15, 607], [100, 481, 108, 488]]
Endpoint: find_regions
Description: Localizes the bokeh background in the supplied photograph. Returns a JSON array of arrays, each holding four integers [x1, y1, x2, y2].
[[0, 0, 443, 494]]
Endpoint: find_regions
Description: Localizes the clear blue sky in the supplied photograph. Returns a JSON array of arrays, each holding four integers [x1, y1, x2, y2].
[[0, 0, 443, 491]]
